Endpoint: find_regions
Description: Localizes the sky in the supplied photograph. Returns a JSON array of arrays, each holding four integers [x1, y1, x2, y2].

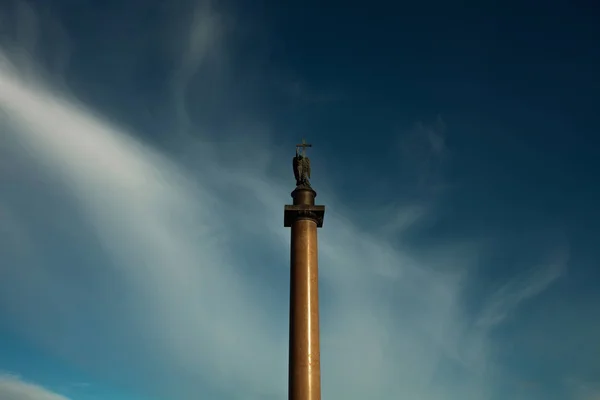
[[0, 0, 599, 399]]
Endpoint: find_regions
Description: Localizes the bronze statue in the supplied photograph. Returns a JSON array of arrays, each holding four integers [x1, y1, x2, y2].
[[293, 139, 312, 187]]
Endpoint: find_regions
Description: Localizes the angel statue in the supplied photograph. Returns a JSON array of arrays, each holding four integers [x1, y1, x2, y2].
[[293, 139, 312, 188]]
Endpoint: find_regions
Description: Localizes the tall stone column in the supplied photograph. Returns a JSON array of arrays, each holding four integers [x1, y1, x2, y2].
[[284, 141, 325, 400]]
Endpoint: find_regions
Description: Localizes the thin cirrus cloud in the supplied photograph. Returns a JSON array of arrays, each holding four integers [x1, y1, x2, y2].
[[0, 375, 70, 400], [0, 1, 568, 399], [0, 45, 470, 399]]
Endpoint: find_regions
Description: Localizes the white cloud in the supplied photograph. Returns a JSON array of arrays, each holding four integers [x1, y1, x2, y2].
[[0, 47, 488, 400], [169, 0, 225, 136], [0, 44, 470, 399], [0, 375, 70, 400], [0, 2, 570, 399], [566, 378, 600, 400], [476, 246, 568, 329]]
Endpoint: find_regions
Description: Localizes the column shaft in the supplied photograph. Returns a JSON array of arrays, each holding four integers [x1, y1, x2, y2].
[[288, 218, 321, 400]]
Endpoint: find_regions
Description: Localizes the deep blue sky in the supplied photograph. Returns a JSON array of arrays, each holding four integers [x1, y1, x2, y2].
[[0, 1, 599, 399]]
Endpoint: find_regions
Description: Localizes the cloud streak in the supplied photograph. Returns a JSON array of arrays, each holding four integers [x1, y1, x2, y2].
[[0, 1, 570, 399], [0, 52, 466, 398], [476, 246, 569, 329], [0, 375, 69, 400]]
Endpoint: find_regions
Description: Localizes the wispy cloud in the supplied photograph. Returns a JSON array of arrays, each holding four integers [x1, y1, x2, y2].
[[397, 115, 450, 195], [476, 245, 569, 329], [0, 1, 571, 399], [566, 378, 600, 400], [169, 0, 225, 135], [0, 374, 69, 400], [0, 53, 470, 398]]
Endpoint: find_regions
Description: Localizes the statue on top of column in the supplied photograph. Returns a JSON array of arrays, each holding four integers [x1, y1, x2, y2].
[[293, 139, 312, 188]]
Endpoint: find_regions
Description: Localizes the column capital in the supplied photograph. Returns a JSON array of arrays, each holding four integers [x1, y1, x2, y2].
[[284, 205, 325, 228]]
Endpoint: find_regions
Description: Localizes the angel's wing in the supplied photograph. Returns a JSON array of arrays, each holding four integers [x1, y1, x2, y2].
[[305, 157, 311, 179], [293, 157, 300, 181]]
